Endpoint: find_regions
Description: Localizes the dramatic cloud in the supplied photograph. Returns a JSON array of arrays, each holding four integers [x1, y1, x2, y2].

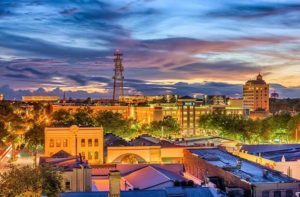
[[0, 0, 299, 99]]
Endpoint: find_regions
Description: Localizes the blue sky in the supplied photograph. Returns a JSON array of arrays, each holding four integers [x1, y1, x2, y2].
[[0, 0, 300, 99]]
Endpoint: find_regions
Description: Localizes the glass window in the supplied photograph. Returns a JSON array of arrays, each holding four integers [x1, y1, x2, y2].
[[81, 152, 85, 160], [94, 139, 99, 147], [262, 191, 269, 197], [56, 140, 61, 147], [65, 181, 71, 190], [274, 191, 281, 197], [88, 151, 92, 160], [286, 190, 293, 197], [50, 139, 54, 148], [88, 139, 92, 147], [94, 151, 99, 160], [63, 139, 68, 147], [81, 139, 85, 147]]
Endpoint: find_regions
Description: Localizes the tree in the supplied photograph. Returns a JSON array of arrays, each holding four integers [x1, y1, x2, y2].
[[51, 109, 75, 127], [25, 124, 45, 168], [145, 116, 180, 138], [73, 107, 95, 127], [0, 120, 8, 146], [0, 165, 63, 197], [94, 111, 131, 138], [287, 114, 300, 142]]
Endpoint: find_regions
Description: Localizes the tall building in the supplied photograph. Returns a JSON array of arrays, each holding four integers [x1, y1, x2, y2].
[[0, 93, 3, 101], [112, 49, 124, 102], [243, 73, 269, 112]]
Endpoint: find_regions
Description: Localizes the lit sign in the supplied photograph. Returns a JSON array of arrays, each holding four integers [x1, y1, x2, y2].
[[183, 102, 195, 106]]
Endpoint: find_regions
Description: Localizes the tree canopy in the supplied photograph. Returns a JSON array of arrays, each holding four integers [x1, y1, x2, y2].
[[198, 112, 300, 143], [0, 165, 63, 197]]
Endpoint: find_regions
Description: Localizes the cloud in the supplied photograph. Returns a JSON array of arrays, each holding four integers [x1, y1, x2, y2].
[[1, 81, 300, 100], [0, 0, 299, 96], [208, 2, 300, 19]]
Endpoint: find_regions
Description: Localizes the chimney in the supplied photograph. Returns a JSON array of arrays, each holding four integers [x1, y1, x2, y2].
[[108, 170, 121, 197]]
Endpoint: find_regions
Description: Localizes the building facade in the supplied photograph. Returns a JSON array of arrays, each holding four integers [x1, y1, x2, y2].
[[243, 73, 269, 112], [40, 151, 92, 192], [184, 148, 300, 197], [22, 95, 60, 102], [45, 125, 104, 165], [51, 100, 247, 136]]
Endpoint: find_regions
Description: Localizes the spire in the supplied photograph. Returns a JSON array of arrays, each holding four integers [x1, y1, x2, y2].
[[257, 72, 263, 80], [63, 91, 66, 104], [281, 155, 286, 162]]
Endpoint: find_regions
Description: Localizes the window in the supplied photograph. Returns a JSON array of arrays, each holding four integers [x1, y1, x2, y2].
[[88, 151, 92, 160], [49, 139, 54, 148], [56, 140, 61, 147], [81, 152, 85, 160], [63, 139, 68, 147], [262, 191, 269, 197], [65, 181, 71, 190], [286, 190, 293, 197], [88, 139, 92, 147], [94, 139, 99, 147], [94, 151, 99, 160], [81, 139, 85, 147], [274, 191, 281, 197]]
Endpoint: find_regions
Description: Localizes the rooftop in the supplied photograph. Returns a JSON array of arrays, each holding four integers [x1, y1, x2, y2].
[[59, 187, 217, 197], [190, 148, 297, 184], [241, 144, 300, 162], [123, 165, 186, 190], [40, 150, 90, 171], [59, 190, 167, 197]]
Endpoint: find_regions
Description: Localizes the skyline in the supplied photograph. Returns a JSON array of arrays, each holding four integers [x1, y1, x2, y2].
[[1, 0, 300, 99]]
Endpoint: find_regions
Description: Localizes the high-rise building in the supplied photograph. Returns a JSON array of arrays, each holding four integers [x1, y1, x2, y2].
[[243, 73, 269, 112], [112, 49, 124, 102]]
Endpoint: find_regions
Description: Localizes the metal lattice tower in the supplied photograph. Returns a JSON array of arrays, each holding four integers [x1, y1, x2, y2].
[[112, 49, 124, 102]]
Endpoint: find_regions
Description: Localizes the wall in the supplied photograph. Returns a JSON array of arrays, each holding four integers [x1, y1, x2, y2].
[[45, 125, 104, 165], [62, 168, 92, 192]]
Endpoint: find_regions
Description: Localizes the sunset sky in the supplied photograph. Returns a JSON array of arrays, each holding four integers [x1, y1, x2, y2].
[[0, 0, 300, 99]]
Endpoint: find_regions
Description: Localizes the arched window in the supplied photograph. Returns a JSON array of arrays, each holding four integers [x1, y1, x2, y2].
[[88, 139, 92, 147], [81, 152, 85, 160], [49, 139, 54, 147], [88, 151, 92, 160], [63, 139, 68, 147], [81, 139, 85, 147], [94, 151, 99, 160], [56, 140, 61, 147], [94, 139, 99, 147]]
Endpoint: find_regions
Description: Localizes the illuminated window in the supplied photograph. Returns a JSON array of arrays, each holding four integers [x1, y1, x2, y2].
[[81, 139, 85, 147], [50, 139, 54, 147], [56, 140, 61, 147], [88, 139, 92, 147], [94, 151, 99, 160], [94, 139, 99, 147], [63, 139, 68, 147], [88, 151, 92, 160]]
